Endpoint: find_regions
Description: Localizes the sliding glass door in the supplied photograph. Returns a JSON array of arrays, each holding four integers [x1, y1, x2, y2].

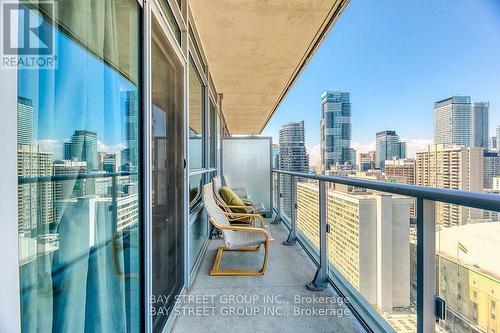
[[150, 17, 185, 332], [17, 0, 142, 332]]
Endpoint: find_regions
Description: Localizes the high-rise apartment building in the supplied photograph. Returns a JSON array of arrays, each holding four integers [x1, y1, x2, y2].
[[64, 130, 99, 172], [17, 145, 53, 234], [278, 121, 309, 216], [484, 151, 500, 189], [320, 91, 352, 171], [471, 102, 489, 148], [375, 131, 406, 170], [416, 144, 483, 226], [296, 182, 411, 312], [384, 158, 416, 185], [52, 160, 87, 222], [385, 158, 416, 217], [433, 96, 472, 146], [17, 97, 34, 146]]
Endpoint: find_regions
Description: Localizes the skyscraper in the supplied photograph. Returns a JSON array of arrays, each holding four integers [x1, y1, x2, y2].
[[278, 121, 309, 216], [320, 91, 352, 171], [17, 97, 34, 146], [64, 130, 99, 172], [471, 102, 489, 148], [375, 131, 406, 170], [122, 91, 139, 169], [433, 96, 472, 146], [416, 144, 483, 226], [484, 151, 500, 189]]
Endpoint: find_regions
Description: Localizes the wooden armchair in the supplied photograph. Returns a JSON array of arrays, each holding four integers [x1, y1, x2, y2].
[[202, 183, 270, 276]]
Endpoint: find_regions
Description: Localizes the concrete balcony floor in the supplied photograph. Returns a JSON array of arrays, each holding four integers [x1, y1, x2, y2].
[[172, 220, 367, 333]]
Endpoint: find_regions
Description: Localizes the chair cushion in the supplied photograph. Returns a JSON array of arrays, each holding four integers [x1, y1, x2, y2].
[[219, 186, 247, 213]]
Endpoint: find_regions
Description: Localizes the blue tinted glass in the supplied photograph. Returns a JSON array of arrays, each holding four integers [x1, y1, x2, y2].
[[17, 1, 141, 331]]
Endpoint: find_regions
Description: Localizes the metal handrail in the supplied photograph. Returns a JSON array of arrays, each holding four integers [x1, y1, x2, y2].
[[274, 169, 500, 212], [272, 169, 500, 333], [18, 171, 136, 185]]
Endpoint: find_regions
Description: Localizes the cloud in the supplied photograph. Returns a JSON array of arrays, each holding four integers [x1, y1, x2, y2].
[[402, 138, 433, 157], [37, 139, 63, 159], [307, 144, 321, 166], [352, 140, 376, 153], [97, 140, 127, 155]]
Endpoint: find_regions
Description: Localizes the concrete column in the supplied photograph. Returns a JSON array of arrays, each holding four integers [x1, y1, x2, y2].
[[376, 194, 393, 312]]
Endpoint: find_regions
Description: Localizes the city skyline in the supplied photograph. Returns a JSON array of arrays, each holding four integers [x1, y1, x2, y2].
[[262, 0, 500, 165]]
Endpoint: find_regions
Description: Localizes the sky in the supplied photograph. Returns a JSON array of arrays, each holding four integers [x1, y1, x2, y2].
[[18, 22, 137, 160], [262, 0, 500, 166]]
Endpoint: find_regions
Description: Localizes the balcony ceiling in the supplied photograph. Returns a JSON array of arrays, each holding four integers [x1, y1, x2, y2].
[[189, 0, 349, 134]]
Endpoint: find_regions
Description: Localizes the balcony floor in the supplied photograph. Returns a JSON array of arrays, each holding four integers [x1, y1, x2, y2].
[[172, 220, 367, 333]]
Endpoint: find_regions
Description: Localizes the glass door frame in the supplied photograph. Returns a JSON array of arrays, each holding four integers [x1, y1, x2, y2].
[[143, 1, 188, 332]]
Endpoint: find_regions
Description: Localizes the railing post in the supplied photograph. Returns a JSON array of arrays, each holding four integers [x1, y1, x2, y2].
[[417, 198, 436, 333], [111, 175, 118, 234], [307, 180, 328, 291], [283, 175, 297, 246], [272, 172, 282, 224]]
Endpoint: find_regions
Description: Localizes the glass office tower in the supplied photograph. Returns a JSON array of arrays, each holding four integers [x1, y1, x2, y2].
[[375, 130, 406, 170], [320, 90, 352, 172]]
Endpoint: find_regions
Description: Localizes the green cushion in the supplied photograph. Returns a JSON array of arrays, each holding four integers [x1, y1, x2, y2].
[[219, 186, 247, 213]]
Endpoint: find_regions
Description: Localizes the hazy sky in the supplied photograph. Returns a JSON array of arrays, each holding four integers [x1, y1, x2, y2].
[[262, 0, 500, 165]]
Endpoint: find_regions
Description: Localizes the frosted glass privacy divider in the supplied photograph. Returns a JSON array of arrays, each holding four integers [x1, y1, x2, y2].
[[221, 137, 273, 216]]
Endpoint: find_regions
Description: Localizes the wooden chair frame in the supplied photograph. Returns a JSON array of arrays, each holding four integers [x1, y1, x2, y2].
[[209, 219, 270, 276]]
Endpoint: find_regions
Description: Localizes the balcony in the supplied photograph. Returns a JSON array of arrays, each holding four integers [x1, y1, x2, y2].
[[2, 1, 500, 333], [173, 221, 366, 332], [173, 167, 500, 333]]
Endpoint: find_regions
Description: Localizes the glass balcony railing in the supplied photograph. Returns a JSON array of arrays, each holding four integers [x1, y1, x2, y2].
[[18, 172, 140, 332], [272, 169, 500, 333]]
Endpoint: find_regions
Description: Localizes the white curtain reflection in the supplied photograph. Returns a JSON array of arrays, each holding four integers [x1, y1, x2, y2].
[[18, 1, 140, 332]]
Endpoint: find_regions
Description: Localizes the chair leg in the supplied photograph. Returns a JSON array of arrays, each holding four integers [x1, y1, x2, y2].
[[209, 243, 268, 276]]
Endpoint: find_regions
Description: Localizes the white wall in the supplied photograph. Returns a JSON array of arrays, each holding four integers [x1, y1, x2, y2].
[[0, 0, 21, 328], [358, 199, 377, 305], [391, 198, 411, 308]]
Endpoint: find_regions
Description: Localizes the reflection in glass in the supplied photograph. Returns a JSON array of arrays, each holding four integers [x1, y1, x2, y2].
[[209, 102, 217, 168], [151, 18, 185, 332], [189, 173, 203, 210], [189, 59, 204, 170], [17, 1, 141, 331], [189, 211, 208, 272]]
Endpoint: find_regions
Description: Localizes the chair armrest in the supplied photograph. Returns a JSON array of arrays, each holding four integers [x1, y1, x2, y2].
[[223, 212, 264, 227], [219, 224, 270, 240]]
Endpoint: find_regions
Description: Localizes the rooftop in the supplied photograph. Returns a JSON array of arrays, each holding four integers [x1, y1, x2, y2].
[[437, 222, 500, 280]]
